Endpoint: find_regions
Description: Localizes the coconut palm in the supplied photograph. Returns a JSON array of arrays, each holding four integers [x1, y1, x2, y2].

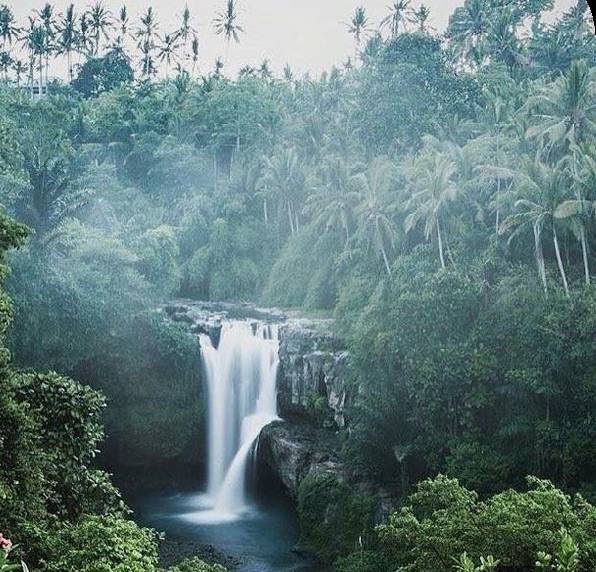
[[0, 4, 19, 49], [527, 60, 596, 284], [77, 13, 92, 57], [36, 3, 56, 84], [176, 4, 196, 65], [381, 1, 412, 38], [190, 35, 199, 75], [500, 156, 573, 297], [258, 147, 306, 234], [114, 6, 129, 47], [214, 0, 244, 59], [136, 7, 159, 77], [24, 21, 47, 97], [12, 59, 27, 87], [355, 158, 398, 275], [404, 153, 459, 270], [87, 2, 113, 55], [347, 7, 369, 58], [411, 4, 432, 33], [57, 4, 78, 81], [0, 50, 12, 80], [446, 0, 488, 68], [157, 33, 180, 78], [305, 157, 362, 247]]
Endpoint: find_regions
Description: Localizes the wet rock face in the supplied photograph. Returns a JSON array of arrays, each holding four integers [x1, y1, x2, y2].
[[277, 320, 353, 428]]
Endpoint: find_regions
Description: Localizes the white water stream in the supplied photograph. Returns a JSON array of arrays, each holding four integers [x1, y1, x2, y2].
[[192, 321, 279, 523]]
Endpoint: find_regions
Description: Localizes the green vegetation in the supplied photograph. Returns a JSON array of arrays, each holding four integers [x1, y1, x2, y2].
[[0, 0, 594, 570], [338, 475, 596, 572]]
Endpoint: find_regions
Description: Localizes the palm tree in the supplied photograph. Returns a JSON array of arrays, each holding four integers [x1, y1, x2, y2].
[[115, 6, 129, 48], [404, 153, 459, 270], [157, 33, 180, 78], [136, 7, 159, 77], [347, 7, 369, 58], [381, 1, 412, 39], [0, 5, 19, 49], [527, 60, 596, 285], [356, 158, 398, 275], [57, 4, 78, 81], [305, 157, 362, 247], [12, 59, 27, 87], [176, 4, 196, 66], [0, 50, 12, 81], [501, 157, 573, 297], [87, 2, 113, 55], [446, 0, 488, 68], [77, 13, 92, 57], [214, 0, 244, 60], [190, 35, 199, 76], [36, 3, 56, 85], [411, 4, 432, 33], [25, 21, 47, 97], [258, 147, 306, 234]]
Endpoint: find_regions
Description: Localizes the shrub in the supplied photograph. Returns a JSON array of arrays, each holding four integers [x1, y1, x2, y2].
[[166, 557, 227, 572], [45, 516, 158, 572]]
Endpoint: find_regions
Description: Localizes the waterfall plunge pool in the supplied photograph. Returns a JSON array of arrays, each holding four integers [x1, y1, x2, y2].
[[127, 315, 325, 571], [131, 484, 323, 572]]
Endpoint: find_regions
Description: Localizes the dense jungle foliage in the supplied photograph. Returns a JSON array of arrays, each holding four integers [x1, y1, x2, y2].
[[0, 0, 595, 570]]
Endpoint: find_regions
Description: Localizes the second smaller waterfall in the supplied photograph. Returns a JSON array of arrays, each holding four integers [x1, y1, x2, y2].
[[195, 320, 279, 522]]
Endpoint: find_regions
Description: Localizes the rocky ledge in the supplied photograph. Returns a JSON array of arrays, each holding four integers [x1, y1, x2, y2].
[[277, 318, 353, 429]]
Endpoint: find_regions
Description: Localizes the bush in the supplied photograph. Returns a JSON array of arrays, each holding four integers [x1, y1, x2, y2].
[[376, 475, 596, 572], [297, 473, 376, 563], [45, 516, 158, 572]]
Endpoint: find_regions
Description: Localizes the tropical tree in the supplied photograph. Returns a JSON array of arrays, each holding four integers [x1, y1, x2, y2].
[[214, 0, 244, 59], [305, 157, 362, 247], [404, 152, 459, 270], [136, 7, 159, 77], [411, 4, 432, 34], [24, 20, 47, 97], [347, 7, 369, 58], [527, 60, 596, 284], [190, 36, 199, 75], [87, 1, 113, 55], [446, 0, 489, 68], [77, 13, 93, 57], [114, 6, 129, 47], [500, 156, 573, 297], [355, 158, 397, 275], [258, 147, 306, 234], [0, 4, 19, 49], [157, 33, 180, 78], [57, 4, 78, 80], [175, 4, 196, 65], [381, 1, 412, 39], [0, 49, 11, 80], [36, 3, 56, 84]]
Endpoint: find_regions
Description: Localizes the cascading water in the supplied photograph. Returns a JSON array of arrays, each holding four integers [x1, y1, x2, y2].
[[195, 321, 279, 522]]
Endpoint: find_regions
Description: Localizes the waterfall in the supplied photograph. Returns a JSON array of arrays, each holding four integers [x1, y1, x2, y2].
[[197, 321, 279, 521]]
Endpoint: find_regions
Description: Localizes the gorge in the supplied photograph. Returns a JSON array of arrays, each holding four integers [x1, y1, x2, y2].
[[126, 302, 381, 570]]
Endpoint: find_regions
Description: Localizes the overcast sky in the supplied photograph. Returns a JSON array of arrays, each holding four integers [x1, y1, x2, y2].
[[11, 0, 577, 77]]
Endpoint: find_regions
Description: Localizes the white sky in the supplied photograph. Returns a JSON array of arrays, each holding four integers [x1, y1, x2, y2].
[[10, 0, 577, 78]]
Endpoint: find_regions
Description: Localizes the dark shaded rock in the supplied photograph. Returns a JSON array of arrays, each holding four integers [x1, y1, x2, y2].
[[278, 320, 353, 428]]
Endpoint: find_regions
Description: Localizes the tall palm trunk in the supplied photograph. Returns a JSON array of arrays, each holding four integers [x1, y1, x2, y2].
[[553, 226, 570, 297], [437, 218, 446, 270], [572, 149, 591, 285], [287, 202, 295, 234], [38, 54, 43, 98], [377, 221, 391, 276], [580, 226, 590, 285], [534, 223, 548, 297]]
